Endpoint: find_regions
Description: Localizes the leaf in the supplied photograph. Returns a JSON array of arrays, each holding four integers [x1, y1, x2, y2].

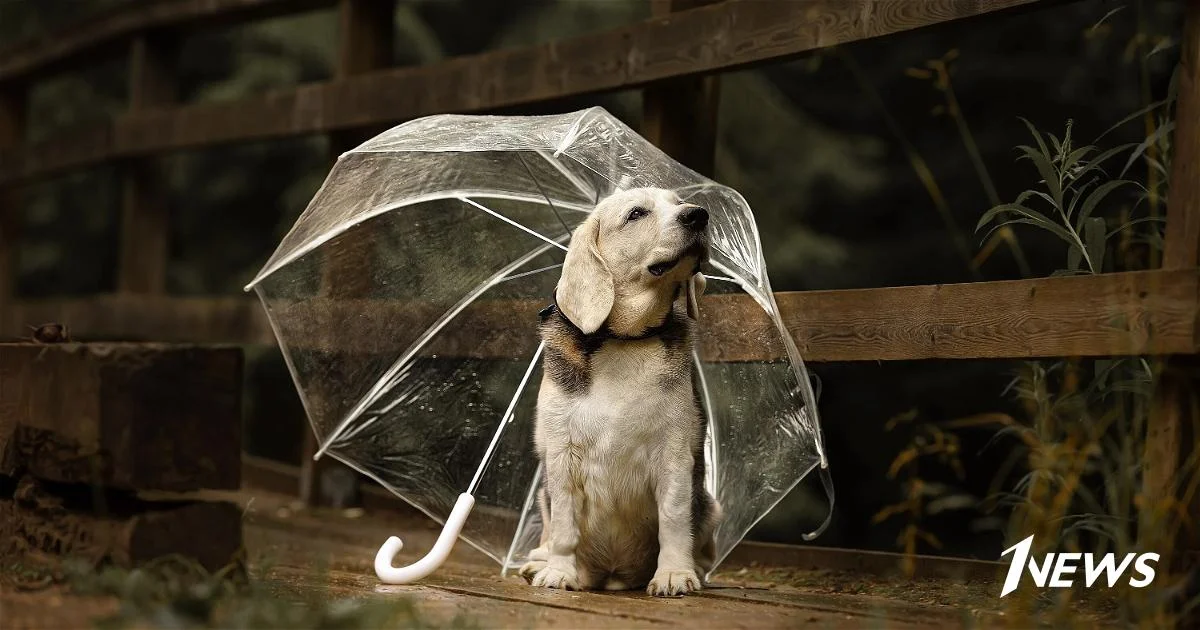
[[1048, 132, 1063, 157], [976, 202, 1037, 232], [1120, 121, 1175, 178], [1088, 6, 1124, 34], [887, 448, 920, 478], [1076, 179, 1132, 231], [1019, 189, 1058, 209], [986, 217, 1079, 252], [927, 494, 980, 515], [1097, 99, 1170, 143], [1062, 144, 1094, 176], [1072, 142, 1139, 181], [1018, 118, 1051, 163], [1145, 37, 1177, 60], [1107, 216, 1166, 239], [1016, 146, 1064, 209], [1067, 240, 1083, 272], [1066, 178, 1099, 221], [1083, 217, 1106, 273]]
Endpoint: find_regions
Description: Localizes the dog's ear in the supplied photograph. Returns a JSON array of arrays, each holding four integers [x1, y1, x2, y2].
[[556, 216, 614, 334], [686, 271, 706, 320]]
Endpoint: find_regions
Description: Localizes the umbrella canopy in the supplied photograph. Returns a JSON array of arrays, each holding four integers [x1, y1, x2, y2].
[[246, 107, 833, 578]]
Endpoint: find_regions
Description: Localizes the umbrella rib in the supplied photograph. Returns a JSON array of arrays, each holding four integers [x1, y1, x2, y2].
[[458, 196, 568, 252], [496, 263, 562, 285], [517, 152, 574, 241], [535, 149, 596, 202], [316, 243, 562, 459], [467, 341, 545, 495]]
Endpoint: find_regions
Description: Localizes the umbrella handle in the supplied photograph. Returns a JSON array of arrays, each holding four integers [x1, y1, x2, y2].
[[375, 492, 475, 584]]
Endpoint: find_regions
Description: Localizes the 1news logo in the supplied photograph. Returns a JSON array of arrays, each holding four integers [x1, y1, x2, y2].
[[999, 535, 1160, 597]]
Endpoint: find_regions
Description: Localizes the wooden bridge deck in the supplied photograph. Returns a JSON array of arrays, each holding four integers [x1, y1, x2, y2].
[[1, 489, 1119, 629]]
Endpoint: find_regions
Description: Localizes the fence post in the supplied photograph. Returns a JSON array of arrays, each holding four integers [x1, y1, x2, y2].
[[301, 0, 396, 507], [1148, 0, 1200, 604], [117, 35, 177, 294], [641, 0, 720, 176], [0, 86, 24, 304]]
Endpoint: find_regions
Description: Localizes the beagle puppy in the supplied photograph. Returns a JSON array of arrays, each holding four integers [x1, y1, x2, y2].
[[520, 187, 721, 597]]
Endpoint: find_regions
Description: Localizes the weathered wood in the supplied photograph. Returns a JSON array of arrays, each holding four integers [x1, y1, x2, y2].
[[0, 87, 24, 302], [1163, 1, 1200, 272], [0, 0, 1057, 184], [117, 35, 177, 294], [759, 268, 1198, 362], [0, 343, 243, 492], [0, 294, 273, 344], [1, 270, 1195, 362], [0, 476, 242, 572], [642, 0, 721, 176], [0, 0, 335, 84], [1147, 1, 1200, 613]]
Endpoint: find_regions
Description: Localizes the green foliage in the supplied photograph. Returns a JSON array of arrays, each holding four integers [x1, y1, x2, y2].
[[975, 118, 1156, 275]]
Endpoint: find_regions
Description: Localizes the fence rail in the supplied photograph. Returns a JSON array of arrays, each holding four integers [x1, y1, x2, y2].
[[0, 0, 1049, 185], [2, 268, 1196, 362]]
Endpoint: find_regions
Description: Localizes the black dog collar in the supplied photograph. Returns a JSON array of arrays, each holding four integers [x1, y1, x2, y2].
[[540, 298, 673, 342]]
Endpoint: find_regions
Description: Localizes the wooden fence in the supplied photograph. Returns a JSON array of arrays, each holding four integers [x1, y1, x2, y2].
[[0, 0, 1197, 559]]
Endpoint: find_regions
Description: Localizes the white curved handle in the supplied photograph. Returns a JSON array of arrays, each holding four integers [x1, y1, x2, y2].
[[375, 493, 475, 584]]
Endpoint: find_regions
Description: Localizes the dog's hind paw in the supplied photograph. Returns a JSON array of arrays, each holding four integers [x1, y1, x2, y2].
[[647, 569, 701, 597], [531, 565, 580, 591]]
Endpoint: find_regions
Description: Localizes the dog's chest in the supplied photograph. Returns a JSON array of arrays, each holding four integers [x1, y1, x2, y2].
[[577, 340, 680, 427]]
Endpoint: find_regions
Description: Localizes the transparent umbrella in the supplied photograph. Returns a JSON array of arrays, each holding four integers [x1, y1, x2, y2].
[[245, 107, 834, 584]]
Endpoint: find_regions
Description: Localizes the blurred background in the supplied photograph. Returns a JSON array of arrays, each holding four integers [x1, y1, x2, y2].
[[0, 0, 1185, 562]]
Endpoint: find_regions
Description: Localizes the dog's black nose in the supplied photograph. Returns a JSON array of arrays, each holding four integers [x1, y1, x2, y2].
[[678, 207, 709, 230]]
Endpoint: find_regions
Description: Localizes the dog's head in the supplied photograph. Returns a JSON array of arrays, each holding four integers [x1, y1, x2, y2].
[[555, 187, 709, 336]]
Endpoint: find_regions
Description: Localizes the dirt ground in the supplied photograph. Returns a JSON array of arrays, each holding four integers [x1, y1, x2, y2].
[[0, 489, 1120, 629]]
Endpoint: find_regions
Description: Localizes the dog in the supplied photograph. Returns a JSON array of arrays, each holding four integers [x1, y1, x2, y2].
[[519, 187, 721, 597]]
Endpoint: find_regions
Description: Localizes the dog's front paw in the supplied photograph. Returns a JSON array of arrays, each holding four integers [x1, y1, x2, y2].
[[647, 569, 701, 597], [532, 565, 580, 591], [518, 559, 546, 584]]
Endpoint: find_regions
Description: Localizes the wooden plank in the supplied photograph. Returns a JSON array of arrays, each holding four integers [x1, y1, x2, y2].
[[1163, 0, 1200, 272], [0, 343, 243, 491], [0, 294, 273, 343], [751, 268, 1199, 362], [0, 0, 1056, 184], [0, 476, 242, 572], [642, 0, 721, 176], [1147, 1, 1200, 614], [117, 35, 177, 294], [0, 0, 335, 84], [1, 270, 1195, 362]]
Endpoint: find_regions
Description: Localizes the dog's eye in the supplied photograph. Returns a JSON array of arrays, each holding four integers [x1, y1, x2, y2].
[[627, 207, 649, 221]]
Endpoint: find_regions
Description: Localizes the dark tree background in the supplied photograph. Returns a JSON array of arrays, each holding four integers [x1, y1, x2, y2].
[[0, 0, 1183, 559]]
